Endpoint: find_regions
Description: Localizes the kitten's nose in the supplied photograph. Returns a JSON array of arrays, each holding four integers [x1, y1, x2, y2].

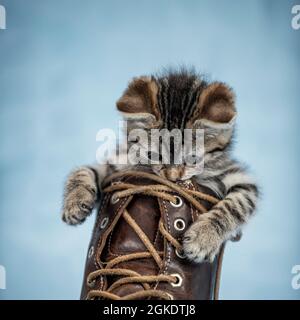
[[164, 167, 182, 182]]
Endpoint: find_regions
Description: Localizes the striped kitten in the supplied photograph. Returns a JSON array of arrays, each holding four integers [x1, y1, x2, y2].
[[62, 69, 259, 263]]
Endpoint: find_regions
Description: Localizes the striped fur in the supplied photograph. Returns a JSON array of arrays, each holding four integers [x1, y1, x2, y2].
[[183, 154, 259, 262], [156, 69, 204, 130], [61, 68, 259, 263]]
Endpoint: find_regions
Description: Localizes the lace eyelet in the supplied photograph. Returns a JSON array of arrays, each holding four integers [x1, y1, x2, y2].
[[87, 278, 96, 288], [170, 196, 183, 208], [171, 273, 183, 287], [100, 217, 109, 229], [88, 246, 94, 258], [174, 218, 186, 231], [175, 248, 186, 259], [166, 292, 174, 300], [111, 194, 120, 204]]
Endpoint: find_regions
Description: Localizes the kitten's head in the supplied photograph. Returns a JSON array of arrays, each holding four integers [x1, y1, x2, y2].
[[116, 69, 236, 181]]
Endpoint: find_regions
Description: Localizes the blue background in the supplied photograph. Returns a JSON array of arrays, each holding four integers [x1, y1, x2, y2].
[[0, 0, 299, 299]]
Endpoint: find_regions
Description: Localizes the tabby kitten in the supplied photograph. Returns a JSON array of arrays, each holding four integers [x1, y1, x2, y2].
[[62, 69, 259, 263]]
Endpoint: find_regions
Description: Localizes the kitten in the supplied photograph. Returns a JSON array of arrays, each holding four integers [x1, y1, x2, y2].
[[62, 69, 259, 263]]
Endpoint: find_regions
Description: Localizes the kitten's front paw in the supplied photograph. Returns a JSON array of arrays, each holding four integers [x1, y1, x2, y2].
[[183, 218, 223, 263], [62, 168, 97, 225]]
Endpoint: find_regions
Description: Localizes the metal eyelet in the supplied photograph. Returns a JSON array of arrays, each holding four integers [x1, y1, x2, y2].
[[88, 246, 94, 258], [111, 194, 120, 204], [170, 196, 183, 208], [100, 217, 109, 229], [87, 278, 96, 288], [171, 273, 183, 287], [175, 248, 186, 259], [174, 218, 186, 231], [166, 292, 174, 300]]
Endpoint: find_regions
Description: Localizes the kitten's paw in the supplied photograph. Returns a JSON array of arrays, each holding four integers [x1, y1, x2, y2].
[[183, 219, 223, 263], [62, 168, 97, 225]]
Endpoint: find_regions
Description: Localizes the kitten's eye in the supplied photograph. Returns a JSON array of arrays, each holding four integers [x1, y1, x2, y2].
[[212, 147, 224, 153], [184, 154, 202, 165], [147, 151, 162, 163]]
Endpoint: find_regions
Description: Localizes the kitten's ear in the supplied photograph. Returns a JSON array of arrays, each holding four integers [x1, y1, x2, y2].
[[190, 83, 236, 149], [116, 76, 160, 123], [189, 82, 236, 127]]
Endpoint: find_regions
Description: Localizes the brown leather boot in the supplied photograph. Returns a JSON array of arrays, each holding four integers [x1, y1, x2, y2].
[[80, 170, 225, 300]]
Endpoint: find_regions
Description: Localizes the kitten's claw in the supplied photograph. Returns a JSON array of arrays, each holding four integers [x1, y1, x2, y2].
[[62, 189, 96, 225], [183, 218, 223, 263], [62, 168, 97, 225]]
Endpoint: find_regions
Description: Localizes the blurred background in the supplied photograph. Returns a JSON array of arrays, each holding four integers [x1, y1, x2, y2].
[[0, 0, 299, 299]]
